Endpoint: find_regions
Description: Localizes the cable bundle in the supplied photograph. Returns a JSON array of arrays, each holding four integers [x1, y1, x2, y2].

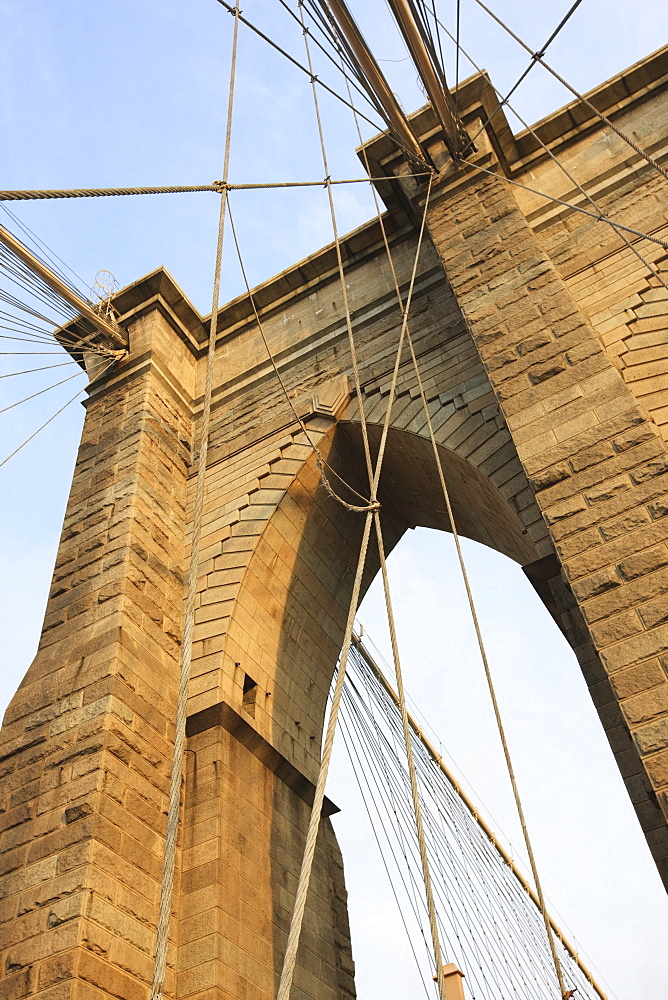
[[338, 638, 609, 1000]]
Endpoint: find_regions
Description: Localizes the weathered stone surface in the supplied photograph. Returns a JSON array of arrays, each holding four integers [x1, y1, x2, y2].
[[2, 45, 668, 1000]]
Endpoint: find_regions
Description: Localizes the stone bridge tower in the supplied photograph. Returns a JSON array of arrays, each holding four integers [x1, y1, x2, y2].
[[1, 47, 668, 1000]]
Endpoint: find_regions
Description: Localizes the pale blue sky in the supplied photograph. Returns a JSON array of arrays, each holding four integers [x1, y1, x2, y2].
[[2, 2, 668, 998]]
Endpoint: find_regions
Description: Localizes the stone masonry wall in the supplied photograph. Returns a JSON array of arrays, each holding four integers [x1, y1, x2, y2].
[[178, 723, 354, 1000], [2, 50, 668, 1000], [0, 305, 194, 1000], [423, 155, 668, 884]]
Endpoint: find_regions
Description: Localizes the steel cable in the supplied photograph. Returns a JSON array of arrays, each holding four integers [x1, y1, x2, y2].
[[470, 0, 668, 181], [340, 640, 610, 999], [148, 8, 241, 1000], [0, 355, 117, 469], [0, 184, 220, 202], [276, 12, 434, 996], [433, 16, 668, 296], [226, 197, 380, 511], [459, 0, 584, 159]]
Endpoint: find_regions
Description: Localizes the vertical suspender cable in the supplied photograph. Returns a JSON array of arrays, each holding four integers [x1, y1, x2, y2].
[[344, 56, 570, 989], [366, 177, 453, 1000], [373, 510, 449, 1000], [298, 0, 376, 487], [276, 178, 435, 1000], [276, 13, 381, 998], [275, 509, 374, 1000], [275, 17, 436, 987], [400, 259, 570, 998], [335, 48, 455, 993], [148, 6, 240, 1000]]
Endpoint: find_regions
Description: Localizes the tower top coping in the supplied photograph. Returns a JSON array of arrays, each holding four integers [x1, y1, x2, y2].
[[103, 44, 667, 351], [360, 43, 667, 176]]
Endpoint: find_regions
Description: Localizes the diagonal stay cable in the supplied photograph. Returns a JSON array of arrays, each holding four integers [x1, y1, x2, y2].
[[460, 0, 584, 159], [212, 0, 392, 137], [340, 683, 443, 978], [0, 361, 79, 378], [471, 0, 668, 182], [226, 196, 378, 511], [338, 70, 488, 996], [0, 332, 73, 347], [275, 11, 398, 992], [464, 160, 668, 251], [275, 507, 374, 1000], [303, 0, 373, 93], [406, 0, 451, 94], [352, 637, 610, 999], [0, 355, 117, 469], [0, 249, 82, 318], [351, 654, 527, 1000], [0, 203, 91, 299], [435, 17, 668, 296], [0, 350, 87, 356], [372, 501, 450, 999], [337, 159, 456, 1000], [345, 657, 512, 1000], [398, 284, 570, 998], [276, 0, 387, 119], [0, 307, 68, 335], [0, 324, 64, 343], [0, 317, 113, 356], [0, 369, 83, 414], [337, 701, 433, 998], [346, 641, 609, 999]]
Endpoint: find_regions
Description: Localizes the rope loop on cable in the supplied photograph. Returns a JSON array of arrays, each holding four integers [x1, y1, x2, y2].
[[315, 453, 380, 512]]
